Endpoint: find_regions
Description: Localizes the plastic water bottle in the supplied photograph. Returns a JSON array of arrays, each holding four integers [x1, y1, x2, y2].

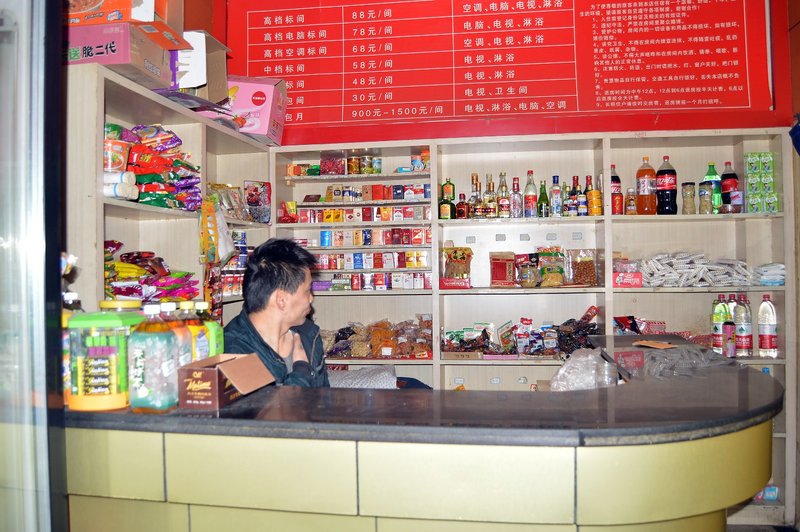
[[711, 293, 730, 354], [757, 295, 778, 358], [734, 294, 753, 358]]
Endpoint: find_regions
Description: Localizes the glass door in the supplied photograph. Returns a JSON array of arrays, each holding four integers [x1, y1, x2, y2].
[[0, 2, 64, 532]]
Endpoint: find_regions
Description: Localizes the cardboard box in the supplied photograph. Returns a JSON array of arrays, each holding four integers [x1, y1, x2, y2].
[[200, 76, 288, 145], [179, 354, 274, 410], [66, 0, 183, 27], [178, 30, 230, 104], [66, 22, 177, 88]]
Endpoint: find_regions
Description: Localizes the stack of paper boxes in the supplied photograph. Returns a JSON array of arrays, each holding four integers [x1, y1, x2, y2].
[[745, 152, 779, 214]]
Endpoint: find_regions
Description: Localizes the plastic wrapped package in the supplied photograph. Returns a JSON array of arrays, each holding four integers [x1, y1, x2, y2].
[[550, 348, 605, 391]]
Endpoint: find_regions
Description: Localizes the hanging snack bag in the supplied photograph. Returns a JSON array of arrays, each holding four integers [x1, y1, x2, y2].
[[538, 246, 566, 287]]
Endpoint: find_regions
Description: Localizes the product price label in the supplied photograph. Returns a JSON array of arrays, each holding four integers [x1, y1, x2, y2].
[[735, 323, 753, 349]]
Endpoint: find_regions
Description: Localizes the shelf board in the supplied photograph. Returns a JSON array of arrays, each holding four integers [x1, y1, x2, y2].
[[614, 286, 785, 293], [284, 172, 430, 183], [296, 199, 430, 207], [305, 245, 431, 252], [327, 359, 433, 365], [727, 500, 786, 525], [313, 289, 432, 296], [735, 357, 786, 365], [222, 296, 243, 304], [441, 287, 604, 295], [611, 213, 783, 223], [103, 199, 198, 221], [440, 358, 563, 366], [439, 216, 604, 227], [224, 217, 271, 229], [315, 268, 431, 274], [277, 220, 430, 229]]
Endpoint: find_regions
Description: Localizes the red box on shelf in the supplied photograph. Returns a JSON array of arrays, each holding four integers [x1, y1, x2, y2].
[[612, 272, 643, 288], [440, 277, 471, 289]]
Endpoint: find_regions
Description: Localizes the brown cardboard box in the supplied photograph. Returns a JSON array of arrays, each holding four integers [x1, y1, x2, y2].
[[179, 30, 230, 104], [178, 354, 274, 410]]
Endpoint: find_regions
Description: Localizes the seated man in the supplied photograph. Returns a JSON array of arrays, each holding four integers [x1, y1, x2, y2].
[[224, 238, 329, 387]]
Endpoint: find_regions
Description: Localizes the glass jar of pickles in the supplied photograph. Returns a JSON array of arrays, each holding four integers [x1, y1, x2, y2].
[[681, 182, 696, 215]]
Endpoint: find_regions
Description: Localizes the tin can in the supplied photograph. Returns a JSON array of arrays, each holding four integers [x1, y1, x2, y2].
[[722, 321, 736, 358], [360, 155, 373, 174], [347, 156, 360, 175], [372, 157, 382, 174]]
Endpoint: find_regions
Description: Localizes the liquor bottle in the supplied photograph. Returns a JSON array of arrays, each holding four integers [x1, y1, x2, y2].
[[567, 176, 580, 216], [757, 294, 778, 358], [497, 172, 511, 218], [523, 170, 537, 218], [471, 180, 484, 219], [586, 175, 603, 216], [537, 180, 550, 218], [455, 193, 469, 219], [510, 176, 523, 218], [734, 294, 753, 358], [704, 162, 722, 214], [549, 175, 562, 218], [635, 156, 657, 214], [610, 164, 623, 215], [442, 176, 456, 201], [438, 186, 456, 219], [483, 174, 498, 218], [655, 156, 678, 215]]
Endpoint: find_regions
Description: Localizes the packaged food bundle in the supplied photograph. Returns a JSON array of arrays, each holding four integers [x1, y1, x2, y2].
[[515, 253, 539, 288], [565, 249, 597, 286], [614, 316, 641, 335], [537, 246, 565, 287], [489, 252, 516, 287], [440, 247, 473, 289]]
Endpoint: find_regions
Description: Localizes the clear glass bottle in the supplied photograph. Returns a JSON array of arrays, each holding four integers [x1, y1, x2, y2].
[[549, 175, 562, 218], [483, 174, 498, 218], [470, 180, 484, 219], [497, 172, 511, 218], [510, 176, 523, 218], [523, 170, 537, 218], [681, 182, 696, 215]]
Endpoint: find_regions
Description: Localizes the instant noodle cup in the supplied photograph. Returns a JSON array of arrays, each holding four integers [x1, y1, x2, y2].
[[103, 139, 131, 172]]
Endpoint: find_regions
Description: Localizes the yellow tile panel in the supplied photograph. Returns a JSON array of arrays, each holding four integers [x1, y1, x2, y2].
[[66, 428, 165, 500], [190, 504, 376, 532], [378, 518, 576, 532], [68, 495, 188, 532], [577, 510, 725, 532], [577, 421, 772, 525], [359, 442, 574, 523], [164, 433, 358, 514]]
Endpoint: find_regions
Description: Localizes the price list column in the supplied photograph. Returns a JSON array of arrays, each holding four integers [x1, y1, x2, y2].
[[341, 1, 455, 123], [452, 0, 578, 117], [245, 7, 345, 126]]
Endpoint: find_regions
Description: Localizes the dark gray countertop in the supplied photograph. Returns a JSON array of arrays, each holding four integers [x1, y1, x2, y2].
[[65, 362, 783, 447]]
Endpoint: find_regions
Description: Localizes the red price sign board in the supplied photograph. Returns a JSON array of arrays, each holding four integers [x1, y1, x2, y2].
[[227, 0, 790, 145]]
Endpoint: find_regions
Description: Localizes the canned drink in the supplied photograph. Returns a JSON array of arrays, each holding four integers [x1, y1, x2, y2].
[[320, 230, 332, 247], [347, 156, 360, 175], [360, 155, 373, 174]]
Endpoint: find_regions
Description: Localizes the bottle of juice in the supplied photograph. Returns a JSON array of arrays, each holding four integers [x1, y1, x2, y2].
[[128, 304, 179, 414], [636, 156, 657, 214], [160, 302, 193, 367], [195, 301, 224, 357], [178, 301, 210, 361]]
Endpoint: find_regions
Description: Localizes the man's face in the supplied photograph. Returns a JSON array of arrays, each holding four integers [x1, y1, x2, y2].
[[286, 268, 313, 327]]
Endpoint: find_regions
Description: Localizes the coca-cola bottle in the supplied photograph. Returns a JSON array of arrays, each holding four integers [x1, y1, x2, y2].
[[655, 155, 678, 215]]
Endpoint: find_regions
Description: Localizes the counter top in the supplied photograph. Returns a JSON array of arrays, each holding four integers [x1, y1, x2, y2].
[[66, 362, 783, 447]]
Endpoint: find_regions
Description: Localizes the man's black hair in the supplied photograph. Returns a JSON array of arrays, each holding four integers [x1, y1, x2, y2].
[[242, 238, 316, 313]]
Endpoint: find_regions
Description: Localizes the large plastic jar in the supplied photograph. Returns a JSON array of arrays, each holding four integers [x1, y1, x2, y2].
[[66, 310, 145, 411]]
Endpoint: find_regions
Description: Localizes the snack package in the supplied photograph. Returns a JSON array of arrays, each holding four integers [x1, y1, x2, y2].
[[614, 316, 641, 335], [441, 247, 473, 280], [538, 246, 565, 287], [566, 249, 597, 286]]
